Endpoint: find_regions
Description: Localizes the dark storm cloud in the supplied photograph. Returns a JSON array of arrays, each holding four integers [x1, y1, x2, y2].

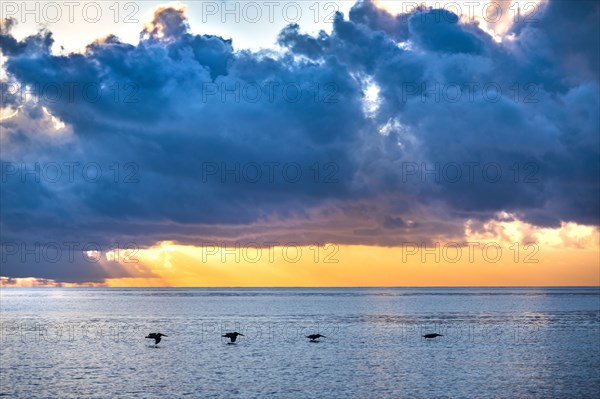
[[0, 17, 53, 56], [407, 8, 488, 54], [0, 0, 598, 282], [511, 0, 600, 81], [277, 24, 327, 59]]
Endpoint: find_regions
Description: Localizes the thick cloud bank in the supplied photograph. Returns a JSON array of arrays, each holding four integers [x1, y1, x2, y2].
[[1, 1, 598, 282]]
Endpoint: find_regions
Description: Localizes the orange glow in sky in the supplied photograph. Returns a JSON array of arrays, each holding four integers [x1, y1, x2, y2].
[[1, 218, 598, 288], [102, 241, 599, 287]]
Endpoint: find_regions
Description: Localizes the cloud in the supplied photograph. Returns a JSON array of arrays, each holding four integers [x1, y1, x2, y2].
[[348, 0, 410, 41], [0, 17, 53, 56], [141, 5, 190, 42], [0, 0, 598, 283], [277, 24, 327, 59], [511, 0, 599, 82], [407, 8, 489, 54]]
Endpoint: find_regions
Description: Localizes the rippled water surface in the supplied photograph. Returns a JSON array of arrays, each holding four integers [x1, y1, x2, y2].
[[1, 287, 599, 398]]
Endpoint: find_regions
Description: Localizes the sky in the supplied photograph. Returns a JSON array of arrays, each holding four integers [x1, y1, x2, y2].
[[0, 0, 598, 287]]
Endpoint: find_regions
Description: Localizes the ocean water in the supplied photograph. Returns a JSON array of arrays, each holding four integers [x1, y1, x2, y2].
[[0, 287, 599, 398]]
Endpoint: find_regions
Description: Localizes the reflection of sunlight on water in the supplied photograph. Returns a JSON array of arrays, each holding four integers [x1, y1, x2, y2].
[[47, 289, 67, 298]]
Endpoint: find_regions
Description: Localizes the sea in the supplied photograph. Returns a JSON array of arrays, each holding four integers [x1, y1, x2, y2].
[[1, 287, 599, 398]]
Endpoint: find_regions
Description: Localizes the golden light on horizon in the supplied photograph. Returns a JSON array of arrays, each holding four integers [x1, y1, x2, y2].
[[101, 245, 598, 288], [1, 215, 596, 288], [1, 218, 597, 288], [99, 218, 598, 287]]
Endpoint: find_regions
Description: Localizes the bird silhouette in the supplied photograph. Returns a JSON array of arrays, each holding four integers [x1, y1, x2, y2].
[[422, 333, 443, 339], [222, 332, 244, 344], [306, 334, 326, 342], [145, 332, 167, 346]]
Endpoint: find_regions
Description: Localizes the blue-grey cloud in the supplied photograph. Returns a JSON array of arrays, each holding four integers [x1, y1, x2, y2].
[[0, 0, 598, 282]]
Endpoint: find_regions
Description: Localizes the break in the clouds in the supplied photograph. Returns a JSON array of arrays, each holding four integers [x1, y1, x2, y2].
[[0, 0, 598, 283]]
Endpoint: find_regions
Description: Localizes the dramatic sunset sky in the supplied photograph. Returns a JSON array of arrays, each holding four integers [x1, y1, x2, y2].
[[1, 0, 598, 287]]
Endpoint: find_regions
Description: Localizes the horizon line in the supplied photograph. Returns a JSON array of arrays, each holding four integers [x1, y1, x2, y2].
[[2, 285, 599, 289]]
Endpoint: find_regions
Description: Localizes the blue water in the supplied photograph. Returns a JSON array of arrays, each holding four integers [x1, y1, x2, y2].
[[1, 287, 599, 398]]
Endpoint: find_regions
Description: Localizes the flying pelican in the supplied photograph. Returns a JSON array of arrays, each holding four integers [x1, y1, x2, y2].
[[145, 332, 167, 347], [306, 334, 326, 342], [422, 333, 443, 339], [222, 332, 244, 344]]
